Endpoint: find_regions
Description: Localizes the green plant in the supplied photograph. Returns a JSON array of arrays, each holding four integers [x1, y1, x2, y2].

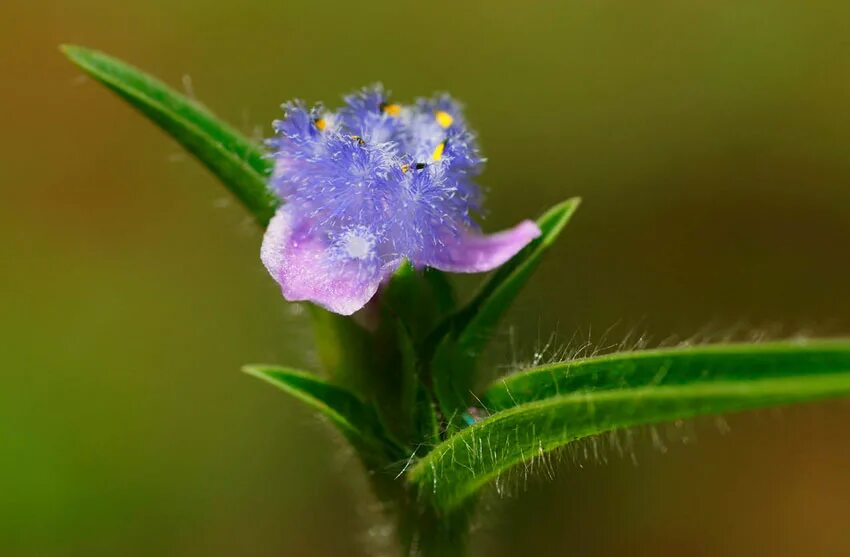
[[62, 45, 850, 557]]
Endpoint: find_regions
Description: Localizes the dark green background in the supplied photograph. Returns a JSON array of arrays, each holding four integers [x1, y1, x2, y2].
[[3, 0, 850, 555]]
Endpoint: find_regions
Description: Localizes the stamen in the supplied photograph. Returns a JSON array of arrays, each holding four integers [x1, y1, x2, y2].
[[350, 135, 366, 146], [381, 103, 402, 117], [314, 118, 326, 131], [414, 162, 426, 170], [435, 110, 454, 128], [431, 141, 445, 162], [401, 164, 410, 173]]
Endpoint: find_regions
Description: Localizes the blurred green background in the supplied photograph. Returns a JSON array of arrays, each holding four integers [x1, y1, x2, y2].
[[3, 0, 850, 555]]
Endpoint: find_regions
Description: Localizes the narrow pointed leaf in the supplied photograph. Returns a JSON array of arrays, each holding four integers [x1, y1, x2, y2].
[[410, 340, 850, 511], [243, 365, 404, 462], [430, 198, 581, 428], [484, 339, 850, 409], [454, 197, 580, 355], [62, 45, 278, 225]]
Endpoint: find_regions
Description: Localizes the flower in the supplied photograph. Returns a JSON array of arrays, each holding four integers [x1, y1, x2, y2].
[[261, 85, 541, 315]]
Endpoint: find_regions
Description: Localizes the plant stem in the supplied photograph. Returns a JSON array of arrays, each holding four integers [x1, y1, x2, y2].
[[396, 498, 473, 557]]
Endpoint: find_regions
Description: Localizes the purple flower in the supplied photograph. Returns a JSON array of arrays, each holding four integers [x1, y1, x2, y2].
[[261, 85, 541, 315]]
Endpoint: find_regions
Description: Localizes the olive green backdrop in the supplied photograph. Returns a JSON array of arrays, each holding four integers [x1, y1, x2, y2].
[[2, 0, 849, 555]]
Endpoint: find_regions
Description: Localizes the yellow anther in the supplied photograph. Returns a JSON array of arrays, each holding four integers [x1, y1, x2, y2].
[[383, 103, 402, 117], [431, 141, 445, 162], [435, 110, 454, 128], [315, 118, 326, 131], [350, 135, 366, 146], [401, 163, 410, 173]]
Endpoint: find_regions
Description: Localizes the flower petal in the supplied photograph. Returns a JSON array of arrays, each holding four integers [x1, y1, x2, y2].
[[261, 207, 399, 315], [422, 220, 541, 273]]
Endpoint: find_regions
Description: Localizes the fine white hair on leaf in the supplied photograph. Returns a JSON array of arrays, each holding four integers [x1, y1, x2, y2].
[[422, 322, 840, 509], [491, 320, 833, 384], [181, 73, 196, 100], [463, 393, 843, 510]]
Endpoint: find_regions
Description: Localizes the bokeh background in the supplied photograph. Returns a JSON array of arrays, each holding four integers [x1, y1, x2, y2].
[[3, 0, 850, 555]]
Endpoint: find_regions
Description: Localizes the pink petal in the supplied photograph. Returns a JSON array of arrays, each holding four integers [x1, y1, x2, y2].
[[422, 220, 541, 273], [261, 207, 399, 315]]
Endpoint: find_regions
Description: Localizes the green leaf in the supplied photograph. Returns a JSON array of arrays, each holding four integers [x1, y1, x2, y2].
[[243, 365, 404, 463], [454, 197, 581, 355], [309, 283, 438, 450], [484, 339, 850, 409], [422, 268, 457, 319], [350, 263, 453, 449], [307, 304, 375, 394], [410, 340, 850, 511], [61, 45, 278, 226], [430, 198, 581, 428], [371, 315, 421, 445], [384, 262, 457, 346]]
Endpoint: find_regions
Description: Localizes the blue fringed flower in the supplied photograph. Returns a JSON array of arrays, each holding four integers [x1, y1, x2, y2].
[[261, 85, 540, 315]]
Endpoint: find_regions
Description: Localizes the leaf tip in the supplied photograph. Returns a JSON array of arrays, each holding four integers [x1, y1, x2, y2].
[[60, 44, 103, 76], [241, 364, 266, 378], [59, 43, 86, 62], [554, 196, 581, 217], [535, 196, 581, 245]]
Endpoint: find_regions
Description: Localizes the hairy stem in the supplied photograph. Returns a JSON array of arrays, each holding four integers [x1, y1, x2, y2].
[[396, 500, 472, 557]]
